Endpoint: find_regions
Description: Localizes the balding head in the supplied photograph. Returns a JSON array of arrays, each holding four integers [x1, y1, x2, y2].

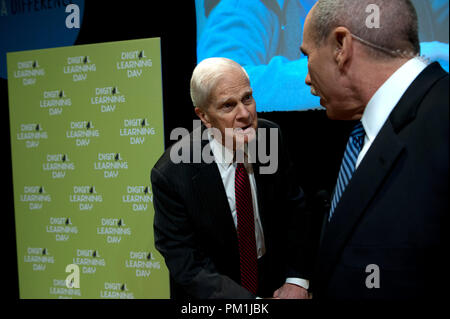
[[301, 0, 419, 120], [310, 0, 420, 60]]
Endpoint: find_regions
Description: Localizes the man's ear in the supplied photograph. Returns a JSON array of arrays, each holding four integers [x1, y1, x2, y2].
[[332, 26, 353, 71], [195, 107, 211, 128]]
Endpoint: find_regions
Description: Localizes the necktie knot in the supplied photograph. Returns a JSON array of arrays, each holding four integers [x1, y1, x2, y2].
[[350, 122, 365, 150], [350, 121, 365, 138], [236, 162, 245, 173], [350, 122, 366, 150]]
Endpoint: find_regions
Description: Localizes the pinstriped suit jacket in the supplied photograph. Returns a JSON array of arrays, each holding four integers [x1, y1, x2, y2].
[[151, 119, 311, 299]]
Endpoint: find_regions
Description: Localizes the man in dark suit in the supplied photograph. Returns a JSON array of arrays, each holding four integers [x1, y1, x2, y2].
[[300, 0, 448, 299], [151, 57, 312, 299]]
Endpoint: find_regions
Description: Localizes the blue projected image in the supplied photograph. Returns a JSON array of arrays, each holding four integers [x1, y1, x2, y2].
[[0, 0, 85, 79], [196, 0, 449, 112]]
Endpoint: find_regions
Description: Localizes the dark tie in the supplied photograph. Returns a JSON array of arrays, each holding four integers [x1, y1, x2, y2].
[[329, 122, 365, 221], [235, 162, 258, 294]]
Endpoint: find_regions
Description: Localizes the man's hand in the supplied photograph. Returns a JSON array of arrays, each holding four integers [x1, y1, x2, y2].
[[272, 283, 310, 299]]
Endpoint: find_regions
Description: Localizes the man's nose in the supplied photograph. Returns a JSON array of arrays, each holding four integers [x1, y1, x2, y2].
[[305, 72, 312, 86], [236, 102, 250, 119]]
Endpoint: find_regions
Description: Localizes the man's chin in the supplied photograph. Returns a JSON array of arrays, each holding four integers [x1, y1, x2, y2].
[[325, 107, 357, 121], [243, 134, 257, 144], [234, 127, 257, 143], [320, 97, 328, 107]]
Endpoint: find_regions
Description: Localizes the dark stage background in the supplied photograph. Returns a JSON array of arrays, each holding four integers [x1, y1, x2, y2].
[[2, 1, 356, 301]]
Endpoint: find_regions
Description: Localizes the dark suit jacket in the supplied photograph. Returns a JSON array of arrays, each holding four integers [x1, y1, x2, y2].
[[314, 63, 449, 299], [151, 119, 311, 299]]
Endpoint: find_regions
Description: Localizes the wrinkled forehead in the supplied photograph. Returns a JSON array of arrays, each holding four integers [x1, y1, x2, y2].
[[216, 64, 249, 83], [212, 69, 251, 97]]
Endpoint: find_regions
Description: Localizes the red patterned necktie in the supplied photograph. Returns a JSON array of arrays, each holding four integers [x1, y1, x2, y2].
[[235, 162, 258, 294]]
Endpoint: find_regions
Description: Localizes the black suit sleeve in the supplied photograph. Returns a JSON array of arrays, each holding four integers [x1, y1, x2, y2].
[[256, 119, 313, 283], [270, 121, 312, 279], [151, 166, 254, 299], [277, 125, 313, 280]]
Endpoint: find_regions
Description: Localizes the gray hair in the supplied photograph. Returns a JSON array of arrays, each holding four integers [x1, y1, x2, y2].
[[311, 0, 420, 59], [190, 57, 249, 109]]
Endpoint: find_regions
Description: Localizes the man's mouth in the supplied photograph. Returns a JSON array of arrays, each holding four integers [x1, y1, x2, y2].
[[311, 87, 327, 106], [311, 87, 319, 97], [234, 124, 253, 134]]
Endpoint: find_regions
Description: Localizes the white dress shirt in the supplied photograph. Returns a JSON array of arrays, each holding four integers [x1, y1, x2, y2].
[[208, 133, 309, 291], [208, 133, 266, 258], [356, 57, 429, 169]]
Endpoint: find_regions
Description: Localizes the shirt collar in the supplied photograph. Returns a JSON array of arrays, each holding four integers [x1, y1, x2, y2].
[[208, 130, 234, 169], [361, 57, 428, 142]]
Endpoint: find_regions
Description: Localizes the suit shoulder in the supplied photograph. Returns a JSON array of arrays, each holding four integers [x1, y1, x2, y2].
[[423, 63, 448, 102], [429, 72, 449, 102], [152, 130, 196, 175], [420, 71, 449, 115]]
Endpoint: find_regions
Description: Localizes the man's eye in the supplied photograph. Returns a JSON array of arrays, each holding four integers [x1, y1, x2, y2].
[[243, 94, 252, 103]]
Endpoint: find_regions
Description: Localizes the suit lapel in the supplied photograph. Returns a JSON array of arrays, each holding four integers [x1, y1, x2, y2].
[[389, 63, 448, 132], [191, 136, 239, 250], [316, 120, 405, 286], [316, 62, 448, 292]]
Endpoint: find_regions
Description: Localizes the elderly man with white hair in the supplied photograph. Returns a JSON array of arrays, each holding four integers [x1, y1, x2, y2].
[[151, 57, 313, 299]]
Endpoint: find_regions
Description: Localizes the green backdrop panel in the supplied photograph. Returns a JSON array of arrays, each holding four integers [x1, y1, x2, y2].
[[8, 38, 169, 299]]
